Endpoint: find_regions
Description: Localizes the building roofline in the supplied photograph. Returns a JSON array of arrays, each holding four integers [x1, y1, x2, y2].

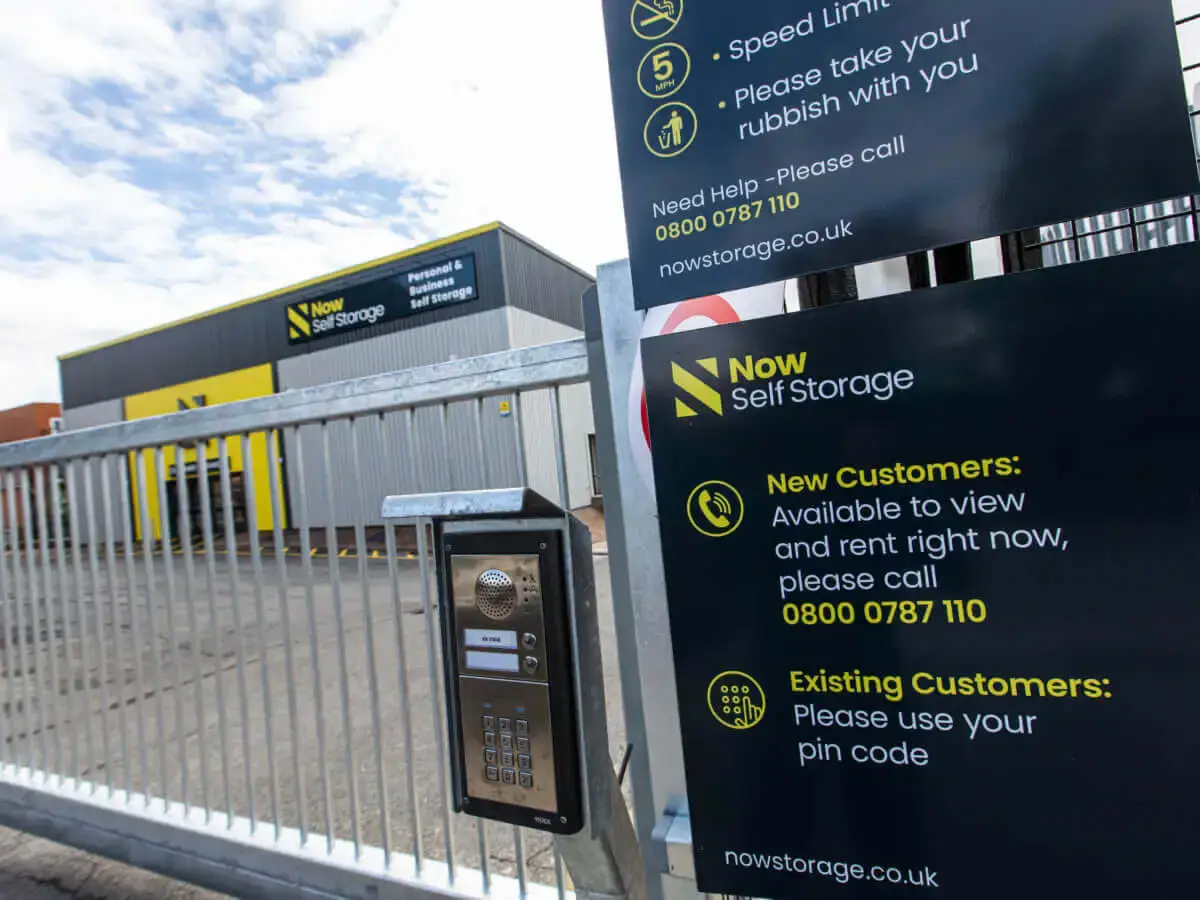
[[58, 221, 505, 361], [494, 224, 597, 283]]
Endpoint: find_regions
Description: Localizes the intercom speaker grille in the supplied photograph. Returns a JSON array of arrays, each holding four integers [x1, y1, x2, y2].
[[475, 569, 518, 620]]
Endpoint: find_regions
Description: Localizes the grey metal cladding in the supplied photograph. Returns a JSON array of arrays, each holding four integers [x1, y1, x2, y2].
[[60, 398, 123, 429], [60, 229, 507, 409], [276, 309, 519, 527], [277, 308, 511, 385], [282, 399, 522, 529], [499, 230, 594, 331]]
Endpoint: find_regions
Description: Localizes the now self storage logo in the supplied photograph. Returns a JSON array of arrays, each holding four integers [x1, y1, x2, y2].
[[671, 352, 808, 417], [287, 296, 388, 345]]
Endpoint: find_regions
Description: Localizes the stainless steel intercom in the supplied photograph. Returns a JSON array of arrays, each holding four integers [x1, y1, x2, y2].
[[437, 527, 583, 833], [383, 488, 645, 899], [381, 488, 597, 837]]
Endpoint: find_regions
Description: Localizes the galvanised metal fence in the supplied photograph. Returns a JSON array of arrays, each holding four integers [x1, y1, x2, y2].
[[0, 339, 593, 900]]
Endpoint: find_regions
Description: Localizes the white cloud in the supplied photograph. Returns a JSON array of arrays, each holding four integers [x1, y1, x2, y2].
[[279, 0, 399, 39], [227, 170, 311, 206], [0, 0, 221, 95], [0, 142, 185, 260], [270, 0, 626, 272], [216, 84, 266, 120], [160, 122, 223, 154]]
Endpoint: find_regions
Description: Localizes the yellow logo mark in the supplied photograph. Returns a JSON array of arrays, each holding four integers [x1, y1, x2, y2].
[[176, 394, 207, 412], [672, 358, 721, 418], [644, 101, 697, 159], [708, 671, 766, 730], [687, 480, 743, 538], [630, 0, 682, 41], [287, 303, 312, 341], [638, 42, 691, 99]]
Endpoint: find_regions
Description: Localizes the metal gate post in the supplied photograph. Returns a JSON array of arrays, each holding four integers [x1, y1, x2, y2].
[[582, 263, 694, 900]]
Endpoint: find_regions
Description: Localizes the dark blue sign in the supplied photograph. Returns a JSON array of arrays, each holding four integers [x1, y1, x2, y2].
[[644, 242, 1200, 897], [287, 253, 478, 344], [603, 0, 1197, 308]]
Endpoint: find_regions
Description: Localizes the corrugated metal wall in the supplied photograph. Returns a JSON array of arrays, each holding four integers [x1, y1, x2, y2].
[[276, 309, 522, 528], [60, 398, 123, 432], [499, 230, 591, 330], [506, 308, 595, 510]]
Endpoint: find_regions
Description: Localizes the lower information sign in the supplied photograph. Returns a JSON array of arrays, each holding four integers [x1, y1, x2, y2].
[[642, 243, 1200, 898]]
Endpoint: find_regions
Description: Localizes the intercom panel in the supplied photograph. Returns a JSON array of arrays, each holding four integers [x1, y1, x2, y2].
[[438, 528, 583, 834]]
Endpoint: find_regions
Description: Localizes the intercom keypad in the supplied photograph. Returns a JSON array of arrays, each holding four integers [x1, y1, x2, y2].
[[452, 552, 560, 814]]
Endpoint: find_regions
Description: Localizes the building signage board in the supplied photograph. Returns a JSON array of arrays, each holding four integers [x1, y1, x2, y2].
[[602, 0, 1197, 309], [642, 242, 1200, 897], [287, 252, 478, 344]]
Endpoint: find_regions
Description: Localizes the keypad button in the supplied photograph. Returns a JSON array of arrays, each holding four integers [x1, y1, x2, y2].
[[502, 751, 515, 768], [518, 754, 531, 770], [486, 766, 499, 782], [484, 749, 498, 765], [502, 768, 516, 785], [519, 772, 533, 788], [499, 717, 512, 732], [500, 733, 513, 750], [516, 737, 531, 753], [484, 731, 496, 747], [515, 719, 529, 735], [482, 715, 495, 730]]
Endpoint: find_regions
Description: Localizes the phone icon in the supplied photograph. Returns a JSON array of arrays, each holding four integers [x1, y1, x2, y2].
[[698, 489, 732, 529], [687, 481, 743, 537]]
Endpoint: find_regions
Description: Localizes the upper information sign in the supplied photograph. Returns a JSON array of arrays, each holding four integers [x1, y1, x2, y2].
[[602, 0, 1197, 308]]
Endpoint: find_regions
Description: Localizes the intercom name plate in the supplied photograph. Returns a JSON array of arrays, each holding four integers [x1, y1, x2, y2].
[[451, 554, 548, 681]]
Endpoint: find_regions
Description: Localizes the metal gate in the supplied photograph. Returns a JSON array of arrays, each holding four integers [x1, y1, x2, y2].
[[0, 340, 594, 900]]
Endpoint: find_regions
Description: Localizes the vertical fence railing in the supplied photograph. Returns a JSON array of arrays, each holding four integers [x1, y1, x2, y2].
[[0, 342, 590, 898]]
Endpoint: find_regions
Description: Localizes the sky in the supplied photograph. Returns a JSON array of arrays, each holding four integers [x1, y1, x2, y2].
[[0, 0, 625, 409], [0, 2, 1199, 411]]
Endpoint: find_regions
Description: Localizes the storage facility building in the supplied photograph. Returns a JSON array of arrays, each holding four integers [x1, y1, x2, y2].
[[58, 223, 598, 541]]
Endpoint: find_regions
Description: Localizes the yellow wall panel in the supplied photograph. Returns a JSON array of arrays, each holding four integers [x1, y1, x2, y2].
[[124, 365, 283, 540]]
